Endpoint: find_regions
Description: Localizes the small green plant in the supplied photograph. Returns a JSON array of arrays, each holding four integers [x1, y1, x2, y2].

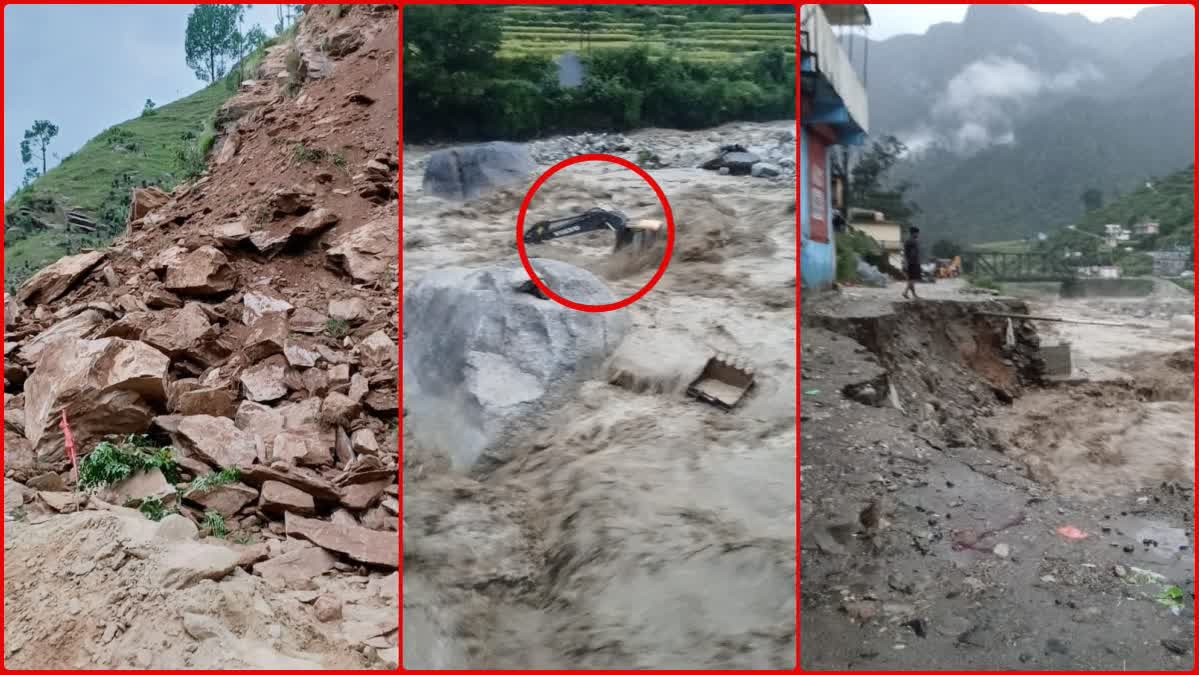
[[78, 436, 180, 490], [185, 467, 241, 496], [233, 532, 255, 545], [138, 495, 170, 522], [142, 98, 157, 117], [330, 152, 347, 170], [172, 142, 207, 180], [1157, 584, 1185, 609], [291, 143, 328, 165], [324, 318, 350, 338], [203, 510, 228, 538]]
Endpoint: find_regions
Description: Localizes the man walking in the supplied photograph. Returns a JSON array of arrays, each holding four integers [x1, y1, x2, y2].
[[902, 226, 921, 300]]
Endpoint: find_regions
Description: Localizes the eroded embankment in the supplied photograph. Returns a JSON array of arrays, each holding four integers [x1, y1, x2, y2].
[[800, 295, 1194, 670], [807, 298, 1045, 448]]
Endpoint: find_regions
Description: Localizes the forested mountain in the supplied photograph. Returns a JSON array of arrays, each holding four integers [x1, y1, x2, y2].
[[861, 4, 1195, 243]]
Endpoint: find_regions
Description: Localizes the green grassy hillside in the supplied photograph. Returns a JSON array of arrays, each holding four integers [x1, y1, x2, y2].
[[497, 5, 793, 63], [4, 46, 273, 292], [1074, 164, 1195, 249]]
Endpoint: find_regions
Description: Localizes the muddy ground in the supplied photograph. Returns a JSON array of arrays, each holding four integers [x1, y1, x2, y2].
[[402, 122, 797, 669], [799, 280, 1195, 669]]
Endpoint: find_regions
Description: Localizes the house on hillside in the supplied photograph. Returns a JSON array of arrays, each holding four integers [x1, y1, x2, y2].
[[799, 4, 870, 289], [1133, 221, 1160, 237], [848, 209, 904, 267]]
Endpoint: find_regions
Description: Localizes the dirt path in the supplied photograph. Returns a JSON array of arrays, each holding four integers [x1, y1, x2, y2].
[[799, 285, 1194, 669], [402, 122, 797, 669]]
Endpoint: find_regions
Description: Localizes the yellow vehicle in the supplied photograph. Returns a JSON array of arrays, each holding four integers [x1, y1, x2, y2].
[[935, 256, 961, 279]]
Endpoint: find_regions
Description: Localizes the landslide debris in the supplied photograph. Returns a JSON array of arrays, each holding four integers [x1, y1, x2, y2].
[[3, 4, 398, 669]]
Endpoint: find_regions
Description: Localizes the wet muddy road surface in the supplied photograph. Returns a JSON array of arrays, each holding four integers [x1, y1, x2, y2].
[[800, 284, 1194, 670]]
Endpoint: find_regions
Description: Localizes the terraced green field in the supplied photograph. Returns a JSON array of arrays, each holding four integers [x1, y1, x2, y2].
[[498, 6, 794, 62]]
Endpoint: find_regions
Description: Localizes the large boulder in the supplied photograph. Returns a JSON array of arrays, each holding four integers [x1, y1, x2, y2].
[[422, 142, 535, 202], [17, 251, 106, 306], [403, 259, 627, 468], [24, 338, 169, 466]]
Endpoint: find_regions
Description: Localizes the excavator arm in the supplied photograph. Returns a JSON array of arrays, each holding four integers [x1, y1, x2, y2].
[[523, 208, 664, 253]]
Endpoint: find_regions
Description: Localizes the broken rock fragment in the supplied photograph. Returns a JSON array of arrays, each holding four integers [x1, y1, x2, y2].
[[244, 312, 289, 363], [160, 542, 240, 589], [164, 246, 238, 296], [185, 482, 258, 517], [174, 415, 258, 468], [268, 185, 315, 217], [142, 303, 212, 357], [249, 208, 339, 256], [17, 309, 106, 365], [290, 307, 328, 334], [240, 354, 290, 402], [260, 480, 316, 515], [321, 391, 362, 427], [325, 216, 395, 285], [328, 297, 367, 324], [128, 186, 170, 222], [339, 479, 389, 510], [242, 289, 294, 325], [357, 330, 395, 368], [285, 512, 397, 568], [252, 546, 337, 590], [17, 251, 106, 306]]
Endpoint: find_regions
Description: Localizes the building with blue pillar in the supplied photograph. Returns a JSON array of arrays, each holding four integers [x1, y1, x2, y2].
[[799, 5, 871, 289]]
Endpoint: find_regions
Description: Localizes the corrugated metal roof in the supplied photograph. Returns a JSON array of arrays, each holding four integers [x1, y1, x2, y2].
[[822, 4, 871, 27]]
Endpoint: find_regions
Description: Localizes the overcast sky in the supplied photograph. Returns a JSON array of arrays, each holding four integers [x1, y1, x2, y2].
[[4, 4, 282, 198], [866, 4, 1165, 39]]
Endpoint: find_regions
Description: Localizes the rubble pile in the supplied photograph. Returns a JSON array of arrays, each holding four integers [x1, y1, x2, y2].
[[3, 3, 397, 669], [527, 124, 796, 180]]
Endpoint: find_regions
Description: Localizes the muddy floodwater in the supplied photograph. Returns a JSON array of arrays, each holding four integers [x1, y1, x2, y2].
[[988, 293, 1194, 500], [402, 122, 797, 669]]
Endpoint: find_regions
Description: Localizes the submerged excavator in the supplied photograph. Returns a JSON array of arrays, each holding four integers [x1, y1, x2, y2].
[[522, 207, 665, 254], [519, 207, 759, 411]]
